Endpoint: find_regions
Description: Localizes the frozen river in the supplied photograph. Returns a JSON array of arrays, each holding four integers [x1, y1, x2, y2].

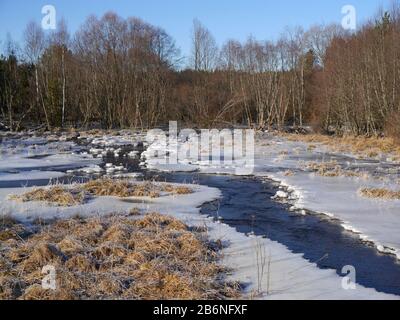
[[1, 131, 399, 299]]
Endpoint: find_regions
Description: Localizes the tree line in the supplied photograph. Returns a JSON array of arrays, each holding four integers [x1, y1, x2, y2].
[[1, 3, 400, 139]]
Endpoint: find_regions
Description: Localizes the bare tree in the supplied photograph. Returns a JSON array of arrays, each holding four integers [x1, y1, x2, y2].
[[305, 23, 345, 66], [51, 18, 70, 127], [24, 21, 50, 129], [191, 19, 218, 71]]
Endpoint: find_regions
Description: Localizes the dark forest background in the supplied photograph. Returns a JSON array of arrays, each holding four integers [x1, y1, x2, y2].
[[1, 2, 400, 139]]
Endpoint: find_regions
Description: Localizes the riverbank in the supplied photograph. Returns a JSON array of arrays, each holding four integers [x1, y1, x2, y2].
[[1, 129, 400, 299]]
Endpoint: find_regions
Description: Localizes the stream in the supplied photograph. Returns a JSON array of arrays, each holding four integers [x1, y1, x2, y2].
[[155, 172, 400, 296], [1, 139, 400, 296]]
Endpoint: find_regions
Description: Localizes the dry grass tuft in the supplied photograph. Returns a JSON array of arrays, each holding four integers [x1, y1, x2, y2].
[[0, 216, 18, 241], [304, 161, 368, 178], [130, 182, 160, 198], [128, 208, 141, 216], [83, 179, 136, 197], [9, 186, 86, 207], [134, 213, 187, 232], [0, 213, 238, 300], [8, 179, 193, 207], [163, 184, 193, 195], [0, 215, 18, 228], [82, 179, 192, 198], [358, 188, 400, 200], [283, 170, 294, 177], [21, 284, 76, 300], [0, 216, 28, 242], [304, 161, 342, 177], [307, 144, 317, 152], [282, 133, 400, 159]]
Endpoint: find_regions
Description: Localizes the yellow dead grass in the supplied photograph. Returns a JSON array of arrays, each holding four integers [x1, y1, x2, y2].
[[9, 179, 193, 207], [162, 184, 193, 195], [282, 133, 400, 160], [0, 216, 27, 241], [304, 161, 368, 178], [83, 179, 161, 198], [359, 188, 400, 200], [9, 186, 86, 207], [0, 213, 238, 300], [283, 170, 294, 177], [128, 207, 141, 216]]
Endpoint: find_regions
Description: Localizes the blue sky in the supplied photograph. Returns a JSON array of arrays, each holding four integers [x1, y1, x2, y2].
[[0, 0, 393, 58]]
